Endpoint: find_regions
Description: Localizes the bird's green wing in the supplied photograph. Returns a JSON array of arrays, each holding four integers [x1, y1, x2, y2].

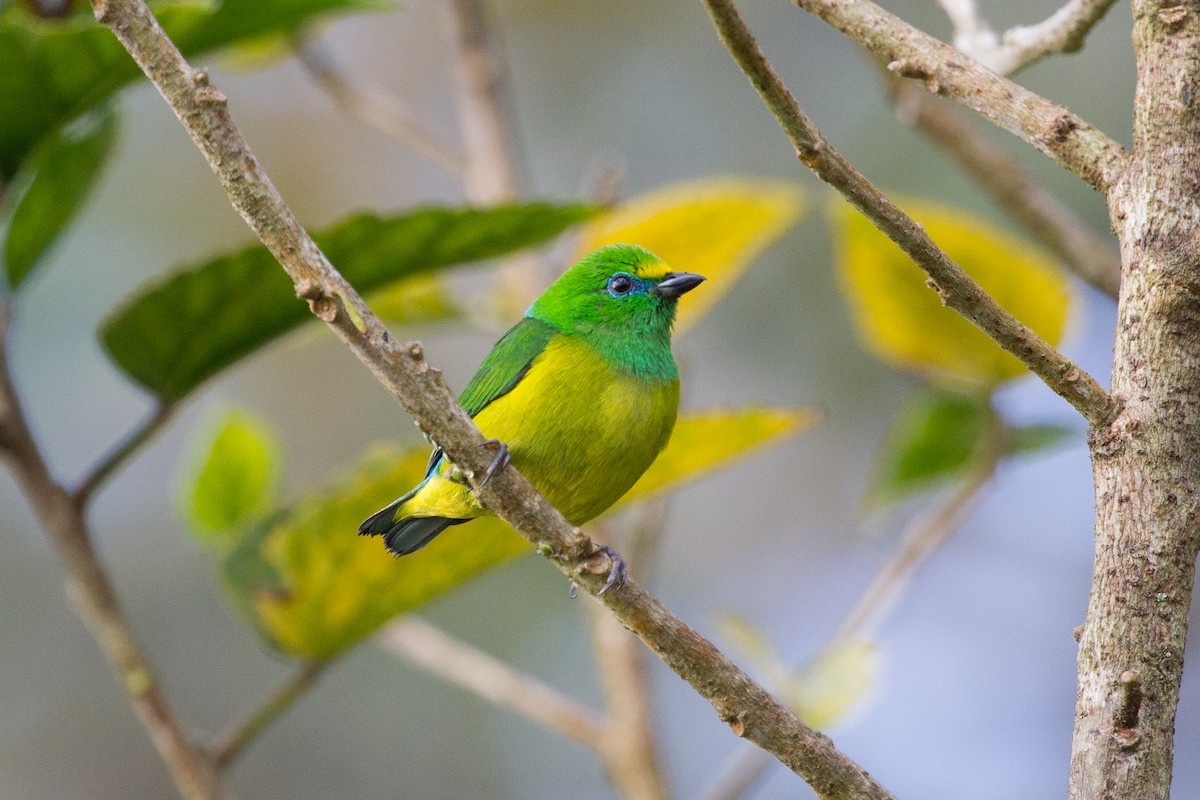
[[459, 316, 556, 416], [419, 317, 555, 479]]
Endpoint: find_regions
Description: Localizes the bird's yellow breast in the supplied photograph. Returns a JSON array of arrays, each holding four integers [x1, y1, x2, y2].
[[403, 335, 679, 524]]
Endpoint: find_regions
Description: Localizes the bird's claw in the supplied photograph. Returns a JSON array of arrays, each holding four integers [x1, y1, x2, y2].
[[567, 545, 627, 598], [597, 545, 628, 595], [478, 439, 510, 488]]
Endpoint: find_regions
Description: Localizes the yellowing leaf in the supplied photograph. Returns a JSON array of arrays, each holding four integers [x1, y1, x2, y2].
[[784, 640, 878, 730], [368, 274, 459, 325], [712, 611, 793, 688], [184, 409, 279, 547], [576, 177, 806, 334], [714, 612, 878, 730], [832, 197, 1070, 386], [619, 407, 819, 507], [234, 446, 529, 660]]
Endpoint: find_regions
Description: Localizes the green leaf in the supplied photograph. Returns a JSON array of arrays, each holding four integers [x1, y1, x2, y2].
[[1, 103, 118, 289], [832, 197, 1071, 387], [0, 0, 382, 180], [869, 388, 993, 506], [618, 406, 820, 507], [224, 405, 813, 659], [1009, 423, 1075, 456], [184, 409, 279, 547], [100, 203, 597, 402]]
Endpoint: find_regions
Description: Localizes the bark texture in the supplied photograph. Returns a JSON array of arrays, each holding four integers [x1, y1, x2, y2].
[[1075, 2, 1200, 798]]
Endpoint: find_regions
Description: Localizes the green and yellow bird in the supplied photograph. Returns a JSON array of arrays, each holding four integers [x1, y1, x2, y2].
[[359, 244, 704, 587]]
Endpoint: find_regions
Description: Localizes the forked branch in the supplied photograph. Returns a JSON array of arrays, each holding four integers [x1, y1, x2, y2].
[[939, 0, 1121, 75], [789, 0, 1128, 193]]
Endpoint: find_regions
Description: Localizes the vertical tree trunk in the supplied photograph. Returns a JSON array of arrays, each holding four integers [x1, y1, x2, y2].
[[1074, 3, 1200, 798]]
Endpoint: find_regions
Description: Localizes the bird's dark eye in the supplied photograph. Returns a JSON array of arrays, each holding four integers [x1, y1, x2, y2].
[[608, 274, 634, 296]]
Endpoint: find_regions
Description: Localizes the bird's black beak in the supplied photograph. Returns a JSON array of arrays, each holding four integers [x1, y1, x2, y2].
[[651, 272, 706, 299]]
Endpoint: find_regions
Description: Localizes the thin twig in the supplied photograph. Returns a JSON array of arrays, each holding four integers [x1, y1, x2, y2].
[[832, 455, 996, 643], [789, 0, 1128, 193], [888, 77, 1121, 298], [72, 401, 176, 506], [379, 616, 610, 751], [445, 0, 520, 201], [971, 0, 1121, 75], [0, 302, 219, 799], [588, 604, 672, 800], [587, 506, 676, 800], [936, 0, 999, 57], [704, 0, 1117, 428], [89, 3, 894, 796], [211, 661, 329, 769], [700, 747, 774, 800], [445, 0, 543, 310], [293, 37, 464, 176]]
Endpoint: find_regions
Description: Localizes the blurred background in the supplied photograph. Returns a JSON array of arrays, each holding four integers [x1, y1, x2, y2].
[[3, 1, 1193, 798]]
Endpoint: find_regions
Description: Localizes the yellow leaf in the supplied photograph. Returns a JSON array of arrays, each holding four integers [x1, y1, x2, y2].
[[832, 197, 1070, 386], [368, 274, 459, 325], [576, 177, 806, 334], [785, 639, 879, 730], [235, 447, 528, 660], [618, 407, 819, 508], [714, 613, 877, 730], [712, 611, 793, 688]]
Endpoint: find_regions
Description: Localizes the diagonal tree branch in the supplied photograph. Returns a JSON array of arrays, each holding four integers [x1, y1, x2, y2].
[[789, 0, 1128, 193], [0, 303, 220, 800], [887, 77, 1121, 298], [89, 1, 894, 797], [703, 0, 1118, 428]]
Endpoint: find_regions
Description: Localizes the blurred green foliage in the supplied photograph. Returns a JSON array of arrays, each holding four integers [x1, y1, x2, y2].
[[0, 104, 117, 288], [0, 0, 381, 179], [184, 409, 280, 548], [100, 203, 597, 401]]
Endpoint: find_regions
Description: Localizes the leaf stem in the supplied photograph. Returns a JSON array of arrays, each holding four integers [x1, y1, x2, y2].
[[72, 400, 176, 506], [211, 661, 329, 769]]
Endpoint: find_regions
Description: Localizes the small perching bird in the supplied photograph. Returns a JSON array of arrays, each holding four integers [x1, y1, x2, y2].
[[359, 244, 704, 592]]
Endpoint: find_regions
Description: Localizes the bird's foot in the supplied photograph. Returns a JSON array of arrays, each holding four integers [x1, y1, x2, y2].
[[477, 439, 510, 488], [596, 545, 628, 595], [569, 544, 628, 599]]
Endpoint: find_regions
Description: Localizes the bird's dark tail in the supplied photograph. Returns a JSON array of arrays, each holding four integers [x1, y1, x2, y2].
[[358, 500, 466, 556]]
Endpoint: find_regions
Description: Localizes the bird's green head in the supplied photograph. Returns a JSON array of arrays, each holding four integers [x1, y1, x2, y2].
[[527, 244, 705, 344]]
